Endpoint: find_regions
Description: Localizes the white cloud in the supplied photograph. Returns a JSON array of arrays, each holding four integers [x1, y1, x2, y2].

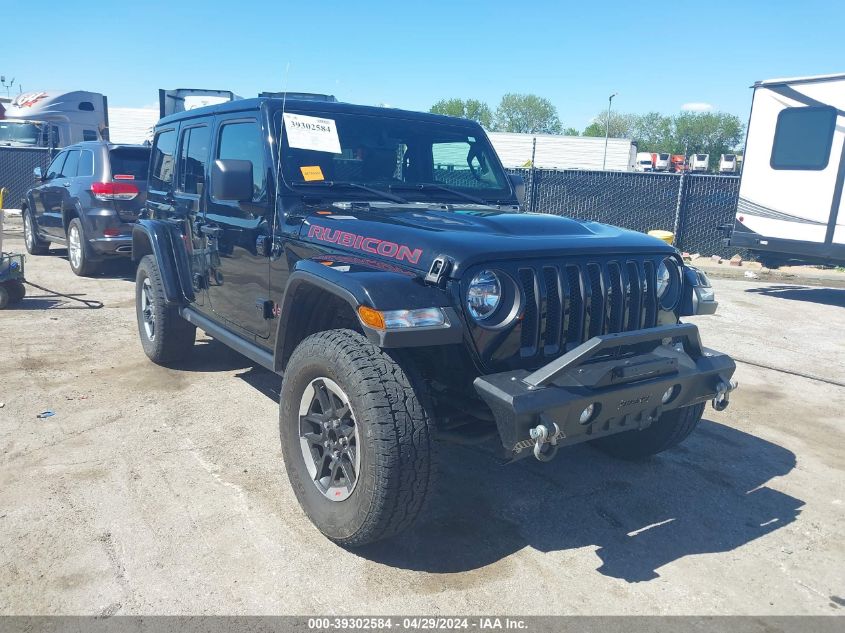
[[681, 102, 714, 112]]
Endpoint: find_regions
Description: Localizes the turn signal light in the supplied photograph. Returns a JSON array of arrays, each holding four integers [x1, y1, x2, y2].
[[358, 306, 386, 330]]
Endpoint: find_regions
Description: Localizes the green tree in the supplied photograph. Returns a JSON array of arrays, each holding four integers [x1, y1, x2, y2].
[[562, 127, 580, 136], [672, 112, 744, 170], [492, 93, 562, 134], [583, 111, 637, 138], [429, 98, 493, 128], [631, 112, 673, 153]]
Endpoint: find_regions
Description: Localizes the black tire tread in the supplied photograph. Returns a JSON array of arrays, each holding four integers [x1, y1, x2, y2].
[[23, 209, 50, 255], [135, 255, 195, 364], [592, 402, 705, 460], [281, 329, 436, 546], [67, 218, 98, 276]]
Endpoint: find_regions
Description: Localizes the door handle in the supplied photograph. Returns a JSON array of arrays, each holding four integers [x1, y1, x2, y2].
[[62, 182, 71, 187]]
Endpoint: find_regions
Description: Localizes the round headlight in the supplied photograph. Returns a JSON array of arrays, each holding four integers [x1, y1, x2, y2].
[[467, 270, 502, 320], [656, 258, 681, 309]]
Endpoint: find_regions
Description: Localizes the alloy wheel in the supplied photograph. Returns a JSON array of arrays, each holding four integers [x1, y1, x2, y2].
[[68, 224, 82, 270], [140, 277, 156, 340], [298, 377, 360, 502]]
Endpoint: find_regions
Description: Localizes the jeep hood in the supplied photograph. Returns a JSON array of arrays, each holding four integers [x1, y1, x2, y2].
[[301, 204, 675, 277]]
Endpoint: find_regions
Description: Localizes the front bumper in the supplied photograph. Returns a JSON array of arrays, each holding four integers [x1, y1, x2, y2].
[[473, 324, 736, 461]]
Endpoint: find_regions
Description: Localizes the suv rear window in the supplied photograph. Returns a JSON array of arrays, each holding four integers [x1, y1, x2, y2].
[[110, 147, 150, 180]]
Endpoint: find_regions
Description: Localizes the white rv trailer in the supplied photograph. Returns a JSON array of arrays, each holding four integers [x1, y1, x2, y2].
[[730, 73, 845, 266], [487, 131, 637, 171], [689, 153, 710, 173], [719, 153, 738, 174]]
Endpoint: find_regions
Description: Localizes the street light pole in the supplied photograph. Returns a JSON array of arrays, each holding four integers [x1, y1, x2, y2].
[[603, 92, 618, 170]]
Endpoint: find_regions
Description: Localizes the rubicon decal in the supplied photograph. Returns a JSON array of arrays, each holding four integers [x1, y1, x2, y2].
[[307, 224, 423, 265]]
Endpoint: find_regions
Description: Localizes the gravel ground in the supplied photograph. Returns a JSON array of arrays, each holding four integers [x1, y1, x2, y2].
[[1, 215, 843, 616]]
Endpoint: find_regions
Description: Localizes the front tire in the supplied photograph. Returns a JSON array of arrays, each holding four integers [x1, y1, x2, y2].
[[279, 329, 436, 546], [67, 218, 98, 276], [23, 210, 50, 255], [591, 402, 705, 460], [135, 254, 196, 365]]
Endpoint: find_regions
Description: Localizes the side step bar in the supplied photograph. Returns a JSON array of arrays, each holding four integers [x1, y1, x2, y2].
[[179, 307, 276, 373]]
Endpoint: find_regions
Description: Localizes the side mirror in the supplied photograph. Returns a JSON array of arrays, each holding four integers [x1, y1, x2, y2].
[[33, 167, 43, 181], [508, 173, 525, 206], [211, 159, 253, 201]]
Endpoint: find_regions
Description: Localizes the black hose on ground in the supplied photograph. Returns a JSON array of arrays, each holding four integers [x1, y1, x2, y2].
[[23, 279, 104, 309]]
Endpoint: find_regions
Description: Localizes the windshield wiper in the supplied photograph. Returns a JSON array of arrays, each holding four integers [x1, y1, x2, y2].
[[302, 181, 408, 204], [388, 182, 491, 206]]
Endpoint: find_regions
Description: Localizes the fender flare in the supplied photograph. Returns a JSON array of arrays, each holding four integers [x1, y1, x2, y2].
[[132, 220, 195, 305], [273, 259, 463, 372]]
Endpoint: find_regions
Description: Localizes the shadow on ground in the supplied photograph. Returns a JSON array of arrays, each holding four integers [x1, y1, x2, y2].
[[746, 285, 845, 308], [357, 420, 802, 582], [173, 342, 803, 584]]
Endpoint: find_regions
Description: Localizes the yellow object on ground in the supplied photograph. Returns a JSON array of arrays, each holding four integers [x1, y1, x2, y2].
[[648, 229, 675, 245]]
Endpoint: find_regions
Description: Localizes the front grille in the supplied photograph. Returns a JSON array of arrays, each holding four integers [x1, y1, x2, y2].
[[516, 259, 659, 359]]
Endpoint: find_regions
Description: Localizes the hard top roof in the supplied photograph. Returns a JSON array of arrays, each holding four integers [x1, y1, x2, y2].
[[156, 96, 481, 128]]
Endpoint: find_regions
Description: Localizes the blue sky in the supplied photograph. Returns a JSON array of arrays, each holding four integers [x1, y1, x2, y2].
[[4, 1, 843, 128]]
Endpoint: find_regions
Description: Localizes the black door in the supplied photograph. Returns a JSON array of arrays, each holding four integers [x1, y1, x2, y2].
[[172, 121, 212, 309], [205, 114, 273, 339], [32, 150, 68, 240]]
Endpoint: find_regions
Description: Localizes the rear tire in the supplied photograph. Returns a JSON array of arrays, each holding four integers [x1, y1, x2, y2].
[[135, 254, 196, 365], [591, 402, 705, 460], [23, 210, 50, 255], [0, 285, 8, 310], [279, 329, 436, 546], [67, 218, 98, 276]]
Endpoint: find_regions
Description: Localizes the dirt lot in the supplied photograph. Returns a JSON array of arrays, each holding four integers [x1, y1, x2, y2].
[[1, 215, 843, 616]]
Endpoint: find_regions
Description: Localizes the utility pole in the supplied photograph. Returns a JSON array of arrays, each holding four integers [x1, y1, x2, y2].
[[602, 92, 618, 170]]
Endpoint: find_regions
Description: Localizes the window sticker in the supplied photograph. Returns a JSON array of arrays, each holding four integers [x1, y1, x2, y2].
[[300, 165, 325, 181], [284, 113, 342, 154]]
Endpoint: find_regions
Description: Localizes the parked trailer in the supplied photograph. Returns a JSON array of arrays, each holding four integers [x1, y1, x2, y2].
[[651, 152, 671, 171], [729, 73, 845, 266], [689, 154, 710, 173], [487, 132, 638, 171], [719, 154, 738, 174]]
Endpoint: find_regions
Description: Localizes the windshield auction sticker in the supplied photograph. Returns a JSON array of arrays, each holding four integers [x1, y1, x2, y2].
[[284, 113, 342, 154]]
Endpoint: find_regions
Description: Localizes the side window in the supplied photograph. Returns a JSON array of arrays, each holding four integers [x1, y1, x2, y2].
[[150, 129, 177, 190], [176, 125, 210, 195], [216, 120, 267, 202], [771, 106, 837, 171], [45, 153, 67, 179], [82, 129, 98, 142], [77, 150, 95, 177], [60, 150, 80, 177]]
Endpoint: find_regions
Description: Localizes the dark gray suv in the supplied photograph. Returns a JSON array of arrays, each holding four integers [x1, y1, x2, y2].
[[22, 141, 150, 275]]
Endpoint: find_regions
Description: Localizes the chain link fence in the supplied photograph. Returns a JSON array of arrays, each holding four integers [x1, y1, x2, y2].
[[507, 167, 742, 258], [0, 147, 53, 210]]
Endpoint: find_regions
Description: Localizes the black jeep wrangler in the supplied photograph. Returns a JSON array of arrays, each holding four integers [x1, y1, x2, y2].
[[133, 96, 735, 545]]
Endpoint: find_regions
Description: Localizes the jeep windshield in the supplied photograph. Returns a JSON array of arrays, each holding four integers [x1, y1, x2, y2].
[[278, 110, 513, 204]]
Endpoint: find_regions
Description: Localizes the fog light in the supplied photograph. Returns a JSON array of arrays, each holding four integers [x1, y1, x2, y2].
[[662, 385, 677, 404], [579, 403, 596, 425]]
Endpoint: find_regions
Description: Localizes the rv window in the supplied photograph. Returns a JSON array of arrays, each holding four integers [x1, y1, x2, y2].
[[177, 125, 211, 195], [771, 106, 837, 171], [82, 129, 98, 142], [78, 150, 94, 177], [60, 150, 80, 178], [150, 129, 177, 190], [110, 147, 151, 180]]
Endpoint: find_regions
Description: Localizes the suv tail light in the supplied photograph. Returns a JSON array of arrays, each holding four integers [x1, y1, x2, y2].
[[92, 181, 139, 201]]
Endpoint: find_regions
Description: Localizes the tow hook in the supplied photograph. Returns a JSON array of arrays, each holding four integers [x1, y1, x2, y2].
[[529, 423, 562, 462], [712, 379, 738, 411]]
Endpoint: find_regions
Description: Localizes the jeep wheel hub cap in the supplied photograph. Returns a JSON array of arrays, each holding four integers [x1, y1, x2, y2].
[[298, 377, 360, 502]]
